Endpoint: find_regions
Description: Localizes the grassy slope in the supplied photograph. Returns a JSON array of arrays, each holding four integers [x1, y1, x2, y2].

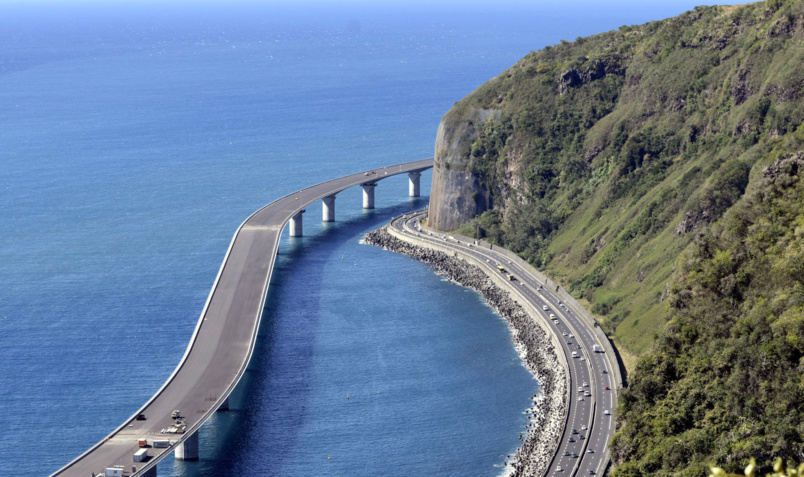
[[450, 0, 804, 356], [610, 129, 804, 476], [442, 0, 804, 473]]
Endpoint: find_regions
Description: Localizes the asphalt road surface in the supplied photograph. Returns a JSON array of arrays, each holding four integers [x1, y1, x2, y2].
[[390, 211, 618, 476], [53, 159, 433, 477]]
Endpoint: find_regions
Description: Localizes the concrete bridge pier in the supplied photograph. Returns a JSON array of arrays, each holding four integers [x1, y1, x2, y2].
[[362, 183, 376, 209], [175, 431, 199, 461], [289, 209, 305, 237], [322, 195, 336, 222], [408, 171, 421, 197]]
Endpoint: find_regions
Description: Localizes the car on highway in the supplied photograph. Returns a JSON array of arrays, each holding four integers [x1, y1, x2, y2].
[[542, 305, 549, 311], [604, 410, 611, 415], [605, 386, 610, 390], [578, 396, 584, 401], [587, 449, 594, 453], [581, 425, 587, 431], [568, 437, 575, 443], [602, 369, 608, 374]]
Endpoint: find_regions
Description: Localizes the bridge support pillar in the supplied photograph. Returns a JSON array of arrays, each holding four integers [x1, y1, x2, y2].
[[217, 396, 229, 412], [175, 430, 199, 461], [289, 209, 305, 237], [322, 195, 336, 222], [362, 183, 376, 209], [408, 171, 421, 197]]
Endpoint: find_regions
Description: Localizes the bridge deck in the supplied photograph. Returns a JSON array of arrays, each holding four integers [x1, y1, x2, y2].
[[54, 159, 433, 476]]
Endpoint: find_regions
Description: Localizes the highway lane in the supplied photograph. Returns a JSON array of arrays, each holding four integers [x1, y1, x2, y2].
[[389, 211, 617, 476], [54, 159, 432, 477]]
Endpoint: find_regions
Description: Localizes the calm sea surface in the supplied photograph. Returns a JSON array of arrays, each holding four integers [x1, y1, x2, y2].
[[0, 2, 732, 475]]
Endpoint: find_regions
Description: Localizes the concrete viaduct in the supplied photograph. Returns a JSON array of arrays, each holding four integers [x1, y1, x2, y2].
[[52, 159, 432, 477]]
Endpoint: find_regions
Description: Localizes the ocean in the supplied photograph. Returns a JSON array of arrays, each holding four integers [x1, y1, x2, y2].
[[0, 1, 734, 475]]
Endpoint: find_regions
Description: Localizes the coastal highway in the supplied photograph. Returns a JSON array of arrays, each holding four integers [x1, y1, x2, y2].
[[389, 211, 618, 476], [53, 159, 432, 477]]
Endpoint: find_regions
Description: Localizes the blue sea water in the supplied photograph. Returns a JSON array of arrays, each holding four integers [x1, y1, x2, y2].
[[0, 1, 739, 476]]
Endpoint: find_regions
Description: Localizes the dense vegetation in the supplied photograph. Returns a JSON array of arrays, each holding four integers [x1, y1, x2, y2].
[[610, 135, 804, 475], [447, 0, 804, 356], [435, 0, 804, 474]]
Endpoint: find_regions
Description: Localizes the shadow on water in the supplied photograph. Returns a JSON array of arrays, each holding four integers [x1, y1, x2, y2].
[[169, 197, 427, 477]]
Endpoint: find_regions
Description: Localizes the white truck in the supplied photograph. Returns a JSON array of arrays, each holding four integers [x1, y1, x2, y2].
[[593, 344, 603, 353], [153, 438, 171, 448], [104, 467, 124, 477], [134, 448, 148, 462]]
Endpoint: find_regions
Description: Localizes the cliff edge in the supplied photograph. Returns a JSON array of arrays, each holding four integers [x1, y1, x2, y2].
[[426, 1, 804, 474], [429, 106, 499, 231]]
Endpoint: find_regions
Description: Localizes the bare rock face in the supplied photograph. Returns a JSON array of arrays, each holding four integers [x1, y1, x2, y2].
[[675, 209, 710, 236], [428, 107, 500, 231]]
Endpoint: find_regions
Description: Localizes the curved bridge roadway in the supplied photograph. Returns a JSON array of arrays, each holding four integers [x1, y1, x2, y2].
[[54, 159, 433, 477], [390, 211, 618, 476]]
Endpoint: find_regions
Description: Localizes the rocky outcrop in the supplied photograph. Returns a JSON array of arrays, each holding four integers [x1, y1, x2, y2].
[[558, 58, 625, 95], [364, 227, 567, 477], [674, 208, 711, 236], [428, 107, 500, 231], [762, 151, 804, 183]]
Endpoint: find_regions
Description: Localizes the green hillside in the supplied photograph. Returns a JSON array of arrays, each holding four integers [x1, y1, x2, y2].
[[437, 0, 804, 356], [429, 0, 804, 473], [610, 133, 804, 475]]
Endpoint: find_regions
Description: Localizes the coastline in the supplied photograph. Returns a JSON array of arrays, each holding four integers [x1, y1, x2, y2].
[[364, 226, 567, 477]]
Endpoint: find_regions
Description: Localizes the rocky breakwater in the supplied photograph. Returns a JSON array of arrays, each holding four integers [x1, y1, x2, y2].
[[364, 226, 567, 477]]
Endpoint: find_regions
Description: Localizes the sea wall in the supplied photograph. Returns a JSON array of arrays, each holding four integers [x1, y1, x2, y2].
[[364, 226, 567, 476]]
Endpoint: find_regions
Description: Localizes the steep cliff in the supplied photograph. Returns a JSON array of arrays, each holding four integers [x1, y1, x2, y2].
[[428, 0, 804, 356], [429, 2, 804, 473], [429, 106, 500, 231]]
